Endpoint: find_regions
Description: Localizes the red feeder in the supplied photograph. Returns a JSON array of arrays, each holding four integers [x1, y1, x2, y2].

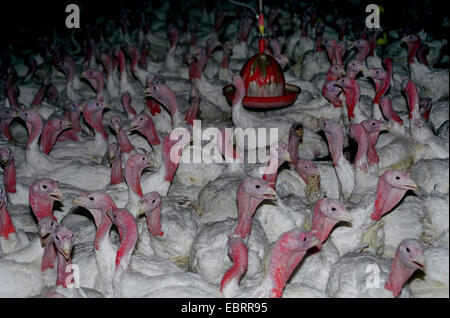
[[223, 38, 301, 109]]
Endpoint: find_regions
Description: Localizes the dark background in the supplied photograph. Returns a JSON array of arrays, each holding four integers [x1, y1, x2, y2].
[[0, 0, 447, 49]]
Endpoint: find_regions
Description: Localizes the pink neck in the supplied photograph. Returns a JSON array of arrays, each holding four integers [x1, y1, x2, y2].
[[220, 237, 248, 292], [6, 86, 20, 109], [385, 250, 417, 297], [41, 234, 57, 272], [367, 132, 381, 166], [371, 177, 407, 221], [110, 155, 123, 185], [29, 190, 56, 221], [41, 125, 65, 155], [145, 205, 163, 236], [140, 121, 160, 146], [115, 217, 138, 268], [373, 78, 390, 105], [0, 121, 13, 141], [325, 129, 344, 167], [407, 42, 421, 64], [125, 162, 144, 197], [343, 82, 360, 120], [3, 158, 16, 193], [56, 253, 73, 288], [356, 45, 370, 62], [380, 97, 403, 125], [263, 155, 284, 188], [83, 109, 108, 140], [233, 185, 264, 239], [352, 127, 369, 172], [117, 129, 134, 153], [26, 118, 43, 149], [0, 205, 16, 239], [31, 84, 49, 106]]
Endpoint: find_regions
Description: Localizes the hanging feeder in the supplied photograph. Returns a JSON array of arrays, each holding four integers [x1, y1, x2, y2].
[[223, 38, 301, 109]]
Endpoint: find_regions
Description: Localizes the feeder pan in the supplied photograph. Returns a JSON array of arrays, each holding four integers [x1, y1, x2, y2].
[[223, 38, 300, 109]]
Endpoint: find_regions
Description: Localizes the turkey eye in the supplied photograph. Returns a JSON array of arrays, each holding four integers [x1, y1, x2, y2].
[[96, 102, 99, 106], [255, 184, 260, 189], [89, 197, 94, 201], [42, 185, 47, 189], [142, 157, 146, 161], [331, 207, 336, 211], [406, 247, 410, 253], [59, 121, 62, 124], [395, 176, 400, 180], [56, 236, 60, 240], [151, 199, 155, 204], [372, 122, 376, 125], [303, 236, 307, 241], [140, 117, 143, 121]]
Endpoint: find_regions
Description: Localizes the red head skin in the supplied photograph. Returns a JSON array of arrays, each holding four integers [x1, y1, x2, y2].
[[265, 230, 319, 297], [110, 116, 134, 153], [311, 198, 352, 250], [214, 10, 225, 33], [146, 83, 179, 126], [0, 147, 16, 193], [29, 178, 63, 221], [83, 100, 108, 139], [145, 76, 163, 115], [18, 109, 43, 149], [5, 84, 20, 109], [168, 25, 179, 50], [231, 75, 246, 107], [417, 44, 430, 67], [0, 108, 16, 140], [385, 239, 426, 297], [383, 58, 394, 87], [124, 153, 152, 197], [263, 142, 291, 188], [402, 34, 421, 65], [361, 119, 388, 166], [315, 22, 325, 52], [335, 77, 360, 120], [58, 55, 76, 85], [322, 80, 343, 108], [100, 53, 114, 80], [38, 216, 59, 272], [185, 87, 201, 126], [31, 79, 51, 106], [295, 158, 320, 185], [194, 47, 207, 79], [107, 208, 138, 268], [233, 177, 277, 239], [419, 98, 432, 121], [129, 46, 142, 74], [321, 120, 344, 167], [348, 123, 369, 172], [323, 38, 339, 65], [0, 187, 15, 239], [82, 38, 96, 66], [129, 112, 160, 146], [379, 96, 403, 126], [288, 123, 304, 165], [139, 40, 150, 70], [116, 49, 127, 76], [139, 192, 163, 236], [336, 18, 347, 41], [220, 236, 248, 293], [65, 101, 83, 133], [238, 17, 252, 42], [161, 130, 191, 182], [402, 80, 421, 127], [41, 118, 71, 155], [346, 60, 364, 79], [81, 69, 104, 101], [371, 170, 418, 221], [353, 39, 371, 62], [107, 143, 123, 185], [326, 64, 346, 82], [365, 68, 391, 105], [46, 85, 59, 103], [121, 92, 137, 117], [54, 225, 75, 288], [72, 192, 117, 250]]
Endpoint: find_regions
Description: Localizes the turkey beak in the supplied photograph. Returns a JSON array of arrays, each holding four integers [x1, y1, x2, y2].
[[103, 102, 110, 109], [61, 244, 71, 260], [380, 122, 390, 131], [1, 157, 9, 166], [411, 254, 426, 271], [405, 180, 418, 190], [309, 236, 320, 249], [106, 210, 114, 221], [108, 153, 116, 162], [138, 205, 146, 217], [339, 211, 353, 223], [63, 121, 72, 130], [129, 122, 138, 132], [263, 188, 278, 201], [50, 188, 64, 201], [361, 67, 370, 77]]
